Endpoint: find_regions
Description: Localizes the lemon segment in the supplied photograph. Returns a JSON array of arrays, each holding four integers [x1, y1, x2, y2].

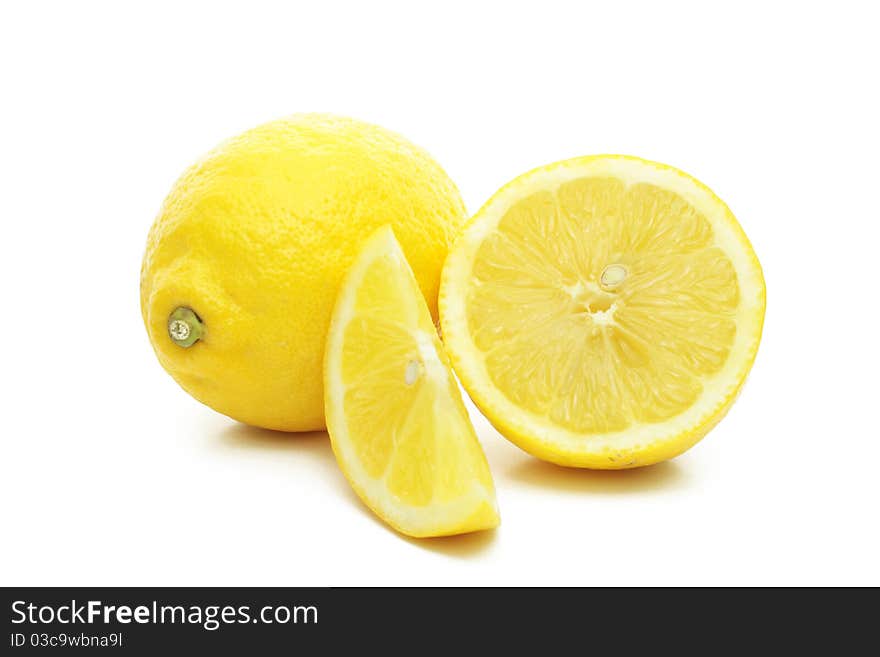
[[325, 226, 499, 537], [440, 155, 765, 468]]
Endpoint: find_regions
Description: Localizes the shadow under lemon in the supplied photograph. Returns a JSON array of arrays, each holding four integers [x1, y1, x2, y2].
[[218, 423, 346, 492], [217, 422, 499, 557], [506, 456, 690, 494], [220, 423, 332, 458]]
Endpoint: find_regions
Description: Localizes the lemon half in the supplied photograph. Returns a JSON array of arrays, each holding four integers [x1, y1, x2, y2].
[[440, 155, 765, 468], [324, 226, 499, 537]]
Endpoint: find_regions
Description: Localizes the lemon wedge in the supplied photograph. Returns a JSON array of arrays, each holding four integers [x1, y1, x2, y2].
[[324, 226, 499, 537], [440, 155, 765, 468]]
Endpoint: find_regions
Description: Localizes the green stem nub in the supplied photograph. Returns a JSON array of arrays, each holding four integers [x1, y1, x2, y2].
[[167, 307, 204, 348]]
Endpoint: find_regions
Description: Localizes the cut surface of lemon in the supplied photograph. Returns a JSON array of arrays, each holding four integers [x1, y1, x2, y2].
[[325, 226, 499, 537], [440, 156, 765, 469]]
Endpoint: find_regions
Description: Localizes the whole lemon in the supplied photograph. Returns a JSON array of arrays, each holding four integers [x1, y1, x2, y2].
[[141, 114, 466, 431]]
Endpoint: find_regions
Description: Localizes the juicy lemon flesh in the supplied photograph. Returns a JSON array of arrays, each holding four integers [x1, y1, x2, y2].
[[441, 156, 765, 468], [471, 179, 738, 433], [325, 226, 498, 537]]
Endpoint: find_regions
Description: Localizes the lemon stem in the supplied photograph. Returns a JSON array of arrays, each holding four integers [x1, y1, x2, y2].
[[167, 307, 204, 347]]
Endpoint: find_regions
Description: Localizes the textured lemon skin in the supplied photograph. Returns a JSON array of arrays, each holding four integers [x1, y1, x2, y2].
[[439, 155, 766, 469], [141, 114, 466, 431]]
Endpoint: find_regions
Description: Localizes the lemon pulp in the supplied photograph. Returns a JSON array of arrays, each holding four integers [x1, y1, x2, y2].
[[440, 156, 765, 468], [325, 226, 498, 536]]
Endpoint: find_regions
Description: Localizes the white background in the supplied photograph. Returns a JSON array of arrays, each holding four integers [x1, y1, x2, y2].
[[2, 1, 878, 586]]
